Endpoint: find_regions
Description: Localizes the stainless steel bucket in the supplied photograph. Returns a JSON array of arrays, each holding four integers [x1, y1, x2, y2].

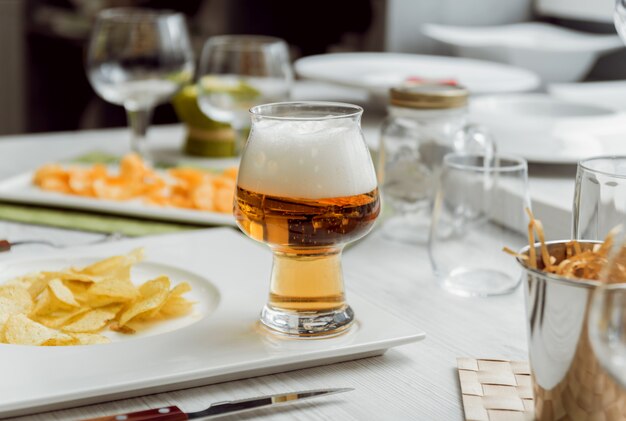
[[518, 241, 626, 420]]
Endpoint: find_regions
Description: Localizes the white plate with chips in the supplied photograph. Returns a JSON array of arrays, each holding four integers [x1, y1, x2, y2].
[[0, 228, 424, 418], [0, 170, 236, 227]]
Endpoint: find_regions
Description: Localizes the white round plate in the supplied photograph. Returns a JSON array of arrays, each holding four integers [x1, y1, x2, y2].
[[294, 52, 540, 96], [469, 94, 626, 164]]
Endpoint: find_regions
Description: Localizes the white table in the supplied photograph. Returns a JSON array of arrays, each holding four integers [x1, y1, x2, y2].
[[0, 120, 575, 420]]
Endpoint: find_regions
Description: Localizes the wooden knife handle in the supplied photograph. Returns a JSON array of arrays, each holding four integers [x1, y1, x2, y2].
[[81, 406, 188, 421], [0, 240, 11, 252]]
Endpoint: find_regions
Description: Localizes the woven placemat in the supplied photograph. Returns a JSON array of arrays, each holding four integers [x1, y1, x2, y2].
[[457, 358, 533, 421]]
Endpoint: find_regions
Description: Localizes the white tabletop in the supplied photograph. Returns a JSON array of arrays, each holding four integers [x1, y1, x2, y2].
[[0, 86, 575, 420]]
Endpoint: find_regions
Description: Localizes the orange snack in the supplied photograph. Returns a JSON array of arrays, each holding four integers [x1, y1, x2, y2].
[[33, 154, 237, 214], [504, 208, 620, 282]]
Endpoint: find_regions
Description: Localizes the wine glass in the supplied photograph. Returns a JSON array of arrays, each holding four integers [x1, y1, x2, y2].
[[588, 237, 626, 389], [615, 0, 626, 43], [86, 8, 194, 160], [197, 35, 293, 155], [589, 284, 626, 388]]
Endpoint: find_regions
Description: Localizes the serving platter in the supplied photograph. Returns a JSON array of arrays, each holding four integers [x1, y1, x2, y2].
[[0, 228, 424, 418], [0, 171, 236, 227]]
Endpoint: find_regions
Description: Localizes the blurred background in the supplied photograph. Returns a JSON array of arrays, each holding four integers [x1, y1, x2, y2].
[[1, 0, 623, 136]]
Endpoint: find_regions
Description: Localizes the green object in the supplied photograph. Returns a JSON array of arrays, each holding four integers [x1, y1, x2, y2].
[[71, 151, 120, 165], [172, 85, 237, 158], [0, 201, 204, 237]]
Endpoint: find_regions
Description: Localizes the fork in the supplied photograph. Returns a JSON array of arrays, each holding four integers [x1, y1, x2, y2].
[[0, 232, 123, 252]]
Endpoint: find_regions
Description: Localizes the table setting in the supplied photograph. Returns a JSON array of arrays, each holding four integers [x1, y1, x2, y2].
[[3, 3, 626, 421]]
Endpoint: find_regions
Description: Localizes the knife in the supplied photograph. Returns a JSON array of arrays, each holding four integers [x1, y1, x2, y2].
[[83, 388, 353, 420]]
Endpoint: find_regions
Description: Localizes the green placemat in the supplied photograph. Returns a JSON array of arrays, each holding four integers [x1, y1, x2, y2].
[[0, 202, 206, 237]]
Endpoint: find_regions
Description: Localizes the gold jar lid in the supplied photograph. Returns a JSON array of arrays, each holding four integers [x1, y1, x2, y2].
[[389, 84, 469, 109]]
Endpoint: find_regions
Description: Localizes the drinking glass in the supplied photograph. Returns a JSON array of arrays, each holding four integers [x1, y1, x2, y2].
[[615, 0, 626, 43], [197, 35, 293, 155], [86, 8, 194, 160], [573, 156, 626, 241], [429, 153, 530, 296], [589, 283, 626, 389], [234, 102, 380, 337]]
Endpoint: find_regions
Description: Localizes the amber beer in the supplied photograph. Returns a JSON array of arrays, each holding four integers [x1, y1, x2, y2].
[[235, 186, 380, 312], [236, 101, 380, 336]]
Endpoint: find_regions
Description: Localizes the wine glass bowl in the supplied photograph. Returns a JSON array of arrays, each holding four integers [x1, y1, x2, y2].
[[87, 8, 194, 158], [197, 35, 293, 154]]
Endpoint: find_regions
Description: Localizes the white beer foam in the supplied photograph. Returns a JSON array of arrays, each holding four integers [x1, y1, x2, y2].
[[238, 118, 377, 199]]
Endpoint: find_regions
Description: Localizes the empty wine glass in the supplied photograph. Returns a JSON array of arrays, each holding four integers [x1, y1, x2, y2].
[[589, 236, 626, 389], [197, 35, 293, 155], [86, 8, 194, 160], [589, 283, 626, 388], [615, 0, 626, 43]]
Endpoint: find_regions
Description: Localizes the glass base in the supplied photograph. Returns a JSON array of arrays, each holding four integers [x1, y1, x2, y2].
[[260, 304, 354, 337], [440, 268, 520, 297]]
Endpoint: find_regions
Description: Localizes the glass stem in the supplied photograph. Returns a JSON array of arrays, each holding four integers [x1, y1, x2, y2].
[[126, 107, 154, 160], [268, 248, 347, 313]]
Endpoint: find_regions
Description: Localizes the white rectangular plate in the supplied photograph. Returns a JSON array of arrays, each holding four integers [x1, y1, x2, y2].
[[0, 229, 424, 418], [0, 171, 236, 226]]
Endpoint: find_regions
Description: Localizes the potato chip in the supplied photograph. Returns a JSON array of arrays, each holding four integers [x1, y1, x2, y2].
[[34, 307, 90, 329], [170, 282, 191, 297], [0, 249, 195, 346], [109, 322, 136, 334], [87, 278, 139, 301], [160, 296, 194, 318], [80, 248, 143, 279], [118, 277, 170, 325], [62, 305, 122, 333], [48, 278, 80, 307], [0, 286, 34, 338], [70, 332, 111, 345], [4, 314, 72, 346], [6, 272, 50, 299]]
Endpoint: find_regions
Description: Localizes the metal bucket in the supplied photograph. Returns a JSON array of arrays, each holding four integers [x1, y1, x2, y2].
[[517, 241, 626, 420]]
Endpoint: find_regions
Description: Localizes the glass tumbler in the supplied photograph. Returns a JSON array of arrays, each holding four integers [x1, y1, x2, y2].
[[234, 102, 380, 337], [429, 153, 530, 296], [573, 156, 626, 241]]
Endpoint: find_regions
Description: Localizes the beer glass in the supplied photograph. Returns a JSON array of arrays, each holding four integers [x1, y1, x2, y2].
[[87, 8, 194, 160], [573, 156, 626, 241], [234, 102, 380, 337]]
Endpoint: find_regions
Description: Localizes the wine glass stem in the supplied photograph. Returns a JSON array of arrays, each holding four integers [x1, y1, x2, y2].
[[231, 119, 249, 156], [126, 107, 154, 160]]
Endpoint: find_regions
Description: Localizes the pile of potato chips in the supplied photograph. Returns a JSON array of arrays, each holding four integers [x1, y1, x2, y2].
[[33, 154, 237, 213], [0, 248, 194, 346]]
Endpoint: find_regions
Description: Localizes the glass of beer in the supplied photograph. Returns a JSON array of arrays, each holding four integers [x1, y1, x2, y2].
[[234, 102, 380, 337]]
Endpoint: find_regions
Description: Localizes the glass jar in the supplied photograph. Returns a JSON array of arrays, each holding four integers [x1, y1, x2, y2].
[[378, 84, 494, 243]]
